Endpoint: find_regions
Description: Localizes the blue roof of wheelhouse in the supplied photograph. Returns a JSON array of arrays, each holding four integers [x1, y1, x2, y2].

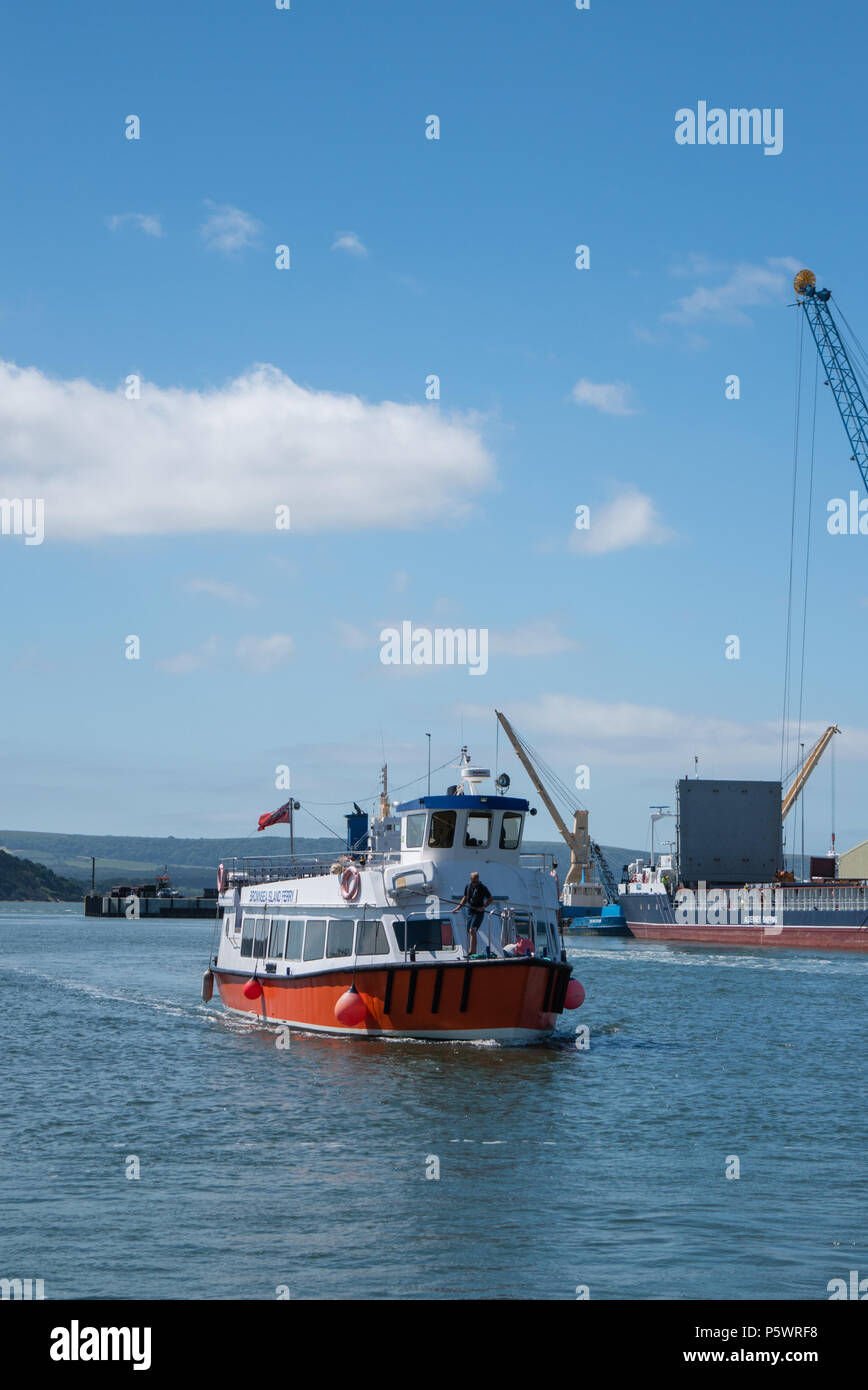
[[394, 795, 530, 813]]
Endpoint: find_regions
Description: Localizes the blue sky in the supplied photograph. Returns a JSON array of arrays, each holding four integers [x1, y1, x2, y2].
[[1, 0, 867, 859]]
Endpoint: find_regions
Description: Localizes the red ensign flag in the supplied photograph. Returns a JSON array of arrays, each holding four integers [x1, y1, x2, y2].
[[257, 801, 293, 832]]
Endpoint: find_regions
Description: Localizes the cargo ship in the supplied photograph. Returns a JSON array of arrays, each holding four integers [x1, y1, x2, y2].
[[204, 753, 586, 1041], [620, 759, 868, 952]]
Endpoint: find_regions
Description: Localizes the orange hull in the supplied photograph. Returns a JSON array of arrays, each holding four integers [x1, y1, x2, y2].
[[214, 958, 571, 1041]]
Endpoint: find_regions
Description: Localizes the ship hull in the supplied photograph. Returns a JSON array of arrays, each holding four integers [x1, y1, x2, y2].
[[561, 906, 629, 937], [213, 957, 571, 1042], [623, 892, 868, 952]]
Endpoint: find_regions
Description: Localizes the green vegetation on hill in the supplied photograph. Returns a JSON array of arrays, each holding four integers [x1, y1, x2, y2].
[[0, 830, 341, 895], [0, 828, 640, 897], [0, 849, 83, 902]]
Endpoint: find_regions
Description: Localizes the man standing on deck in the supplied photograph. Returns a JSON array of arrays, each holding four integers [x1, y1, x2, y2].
[[453, 871, 493, 957]]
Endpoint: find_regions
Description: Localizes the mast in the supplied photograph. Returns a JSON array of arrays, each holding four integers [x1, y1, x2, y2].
[[379, 764, 391, 820]]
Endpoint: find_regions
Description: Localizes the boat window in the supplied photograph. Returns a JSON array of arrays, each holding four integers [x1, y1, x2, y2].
[[268, 918, 286, 958], [240, 915, 256, 958], [404, 813, 426, 849], [356, 920, 389, 955], [510, 912, 533, 946], [500, 812, 523, 850], [253, 917, 268, 959], [326, 920, 354, 958], [285, 920, 303, 961], [394, 916, 446, 952], [428, 810, 456, 848], [303, 919, 327, 961], [464, 813, 491, 848]]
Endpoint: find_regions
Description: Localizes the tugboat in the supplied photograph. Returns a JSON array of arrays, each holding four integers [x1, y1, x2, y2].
[[204, 753, 585, 1042]]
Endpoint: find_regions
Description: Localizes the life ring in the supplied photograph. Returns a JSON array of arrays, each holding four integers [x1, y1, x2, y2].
[[340, 866, 361, 902], [217, 863, 227, 894]]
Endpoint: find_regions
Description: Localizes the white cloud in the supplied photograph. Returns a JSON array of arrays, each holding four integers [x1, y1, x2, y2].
[[331, 232, 368, 257], [200, 201, 261, 253], [185, 578, 254, 604], [0, 360, 493, 538], [107, 213, 163, 238], [490, 619, 577, 657], [662, 257, 801, 325], [571, 379, 637, 416], [570, 488, 672, 556], [158, 636, 218, 674], [235, 634, 294, 671], [461, 696, 868, 768], [667, 252, 726, 279], [336, 622, 370, 651]]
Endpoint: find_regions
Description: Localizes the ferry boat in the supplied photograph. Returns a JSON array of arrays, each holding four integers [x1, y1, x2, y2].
[[204, 757, 585, 1042]]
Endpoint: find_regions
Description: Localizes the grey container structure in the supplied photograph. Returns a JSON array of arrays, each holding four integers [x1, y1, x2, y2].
[[676, 779, 783, 886]]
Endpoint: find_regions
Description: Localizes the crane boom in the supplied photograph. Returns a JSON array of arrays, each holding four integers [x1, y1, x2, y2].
[[794, 270, 868, 492], [494, 710, 579, 853], [781, 724, 840, 822], [494, 709, 619, 902]]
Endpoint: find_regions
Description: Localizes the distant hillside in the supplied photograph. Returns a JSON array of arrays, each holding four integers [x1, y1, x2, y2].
[[0, 830, 341, 896], [0, 849, 83, 902], [0, 829, 641, 895]]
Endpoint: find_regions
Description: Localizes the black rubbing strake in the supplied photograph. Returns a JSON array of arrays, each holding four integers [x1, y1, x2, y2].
[[431, 966, 444, 1014]]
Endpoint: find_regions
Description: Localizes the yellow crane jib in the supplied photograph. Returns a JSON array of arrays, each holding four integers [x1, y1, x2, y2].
[[781, 724, 840, 822]]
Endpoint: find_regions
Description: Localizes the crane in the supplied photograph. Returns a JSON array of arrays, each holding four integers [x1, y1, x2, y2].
[[494, 709, 619, 903], [781, 724, 840, 822], [793, 269, 868, 492]]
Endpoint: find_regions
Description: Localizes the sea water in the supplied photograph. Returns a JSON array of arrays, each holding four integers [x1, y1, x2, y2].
[[1, 904, 865, 1300]]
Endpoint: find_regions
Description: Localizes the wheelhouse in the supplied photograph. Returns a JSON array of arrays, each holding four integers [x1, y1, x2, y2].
[[395, 795, 529, 860]]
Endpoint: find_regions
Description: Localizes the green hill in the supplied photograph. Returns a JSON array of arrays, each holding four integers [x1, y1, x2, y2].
[[0, 830, 341, 896], [0, 828, 640, 897], [0, 849, 84, 902]]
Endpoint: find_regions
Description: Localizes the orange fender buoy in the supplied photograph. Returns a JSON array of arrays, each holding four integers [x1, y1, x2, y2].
[[564, 978, 585, 1009], [334, 984, 367, 1025]]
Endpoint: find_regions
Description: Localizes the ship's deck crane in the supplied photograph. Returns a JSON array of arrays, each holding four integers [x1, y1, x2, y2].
[[494, 709, 619, 904], [781, 724, 840, 822], [793, 269, 868, 491]]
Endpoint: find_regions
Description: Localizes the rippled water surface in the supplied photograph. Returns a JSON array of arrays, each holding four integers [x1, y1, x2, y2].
[[2, 905, 866, 1300]]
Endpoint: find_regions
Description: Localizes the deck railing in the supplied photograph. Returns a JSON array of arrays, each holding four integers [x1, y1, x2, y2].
[[225, 851, 401, 887], [778, 884, 868, 913]]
